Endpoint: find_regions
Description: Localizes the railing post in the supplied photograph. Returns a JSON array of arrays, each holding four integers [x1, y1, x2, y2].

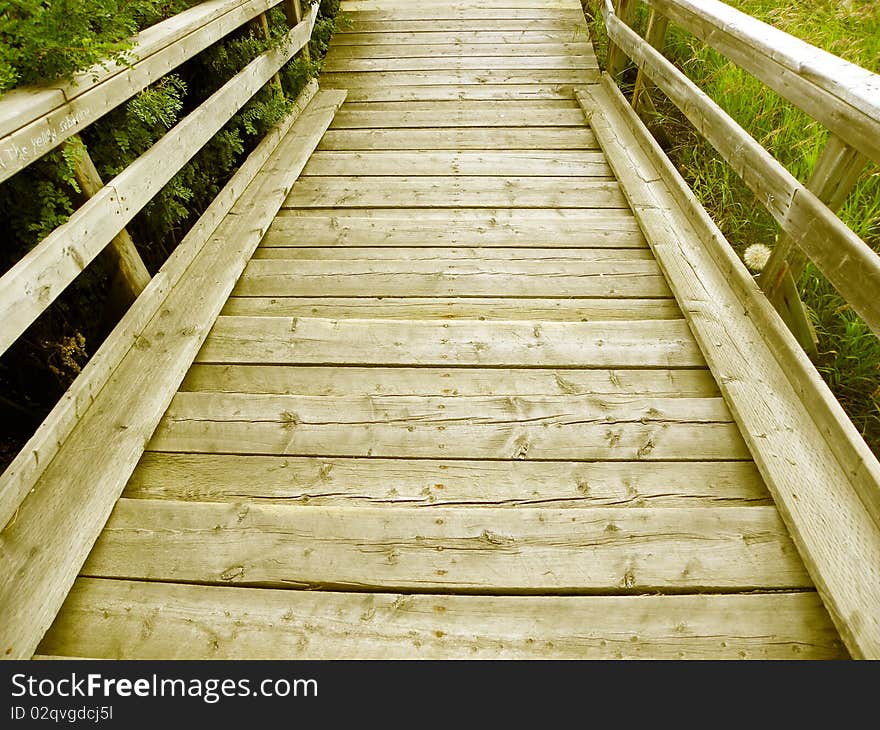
[[284, 0, 312, 64], [252, 13, 283, 90], [631, 9, 669, 116], [68, 135, 151, 307], [606, 0, 637, 79], [759, 134, 867, 355]]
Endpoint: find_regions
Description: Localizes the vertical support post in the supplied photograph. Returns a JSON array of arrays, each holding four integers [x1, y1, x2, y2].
[[631, 9, 668, 116], [284, 0, 312, 64], [759, 134, 867, 356], [69, 135, 151, 308], [606, 0, 636, 79], [253, 13, 283, 89]]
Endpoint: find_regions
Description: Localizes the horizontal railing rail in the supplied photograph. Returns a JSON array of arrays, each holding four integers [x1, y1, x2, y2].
[[601, 0, 880, 346]]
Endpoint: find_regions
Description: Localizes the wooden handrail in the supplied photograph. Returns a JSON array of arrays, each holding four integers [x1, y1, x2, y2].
[[0, 0, 288, 184], [599, 0, 880, 339], [0, 3, 318, 359]]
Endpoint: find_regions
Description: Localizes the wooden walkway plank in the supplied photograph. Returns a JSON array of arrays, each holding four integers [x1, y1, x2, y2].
[[265, 209, 646, 248], [82, 501, 808, 591], [283, 176, 626, 208], [41, 579, 844, 659], [197, 316, 707, 367], [331, 31, 594, 45], [327, 42, 595, 59], [317, 127, 598, 149], [322, 56, 598, 72], [233, 258, 670, 297], [125, 454, 764, 507], [149, 391, 749, 460], [330, 107, 589, 128], [221, 296, 682, 320], [321, 70, 600, 88], [179, 365, 716, 397]]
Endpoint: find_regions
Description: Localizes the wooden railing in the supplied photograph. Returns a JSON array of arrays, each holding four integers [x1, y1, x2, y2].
[[601, 0, 880, 354], [0, 0, 319, 529]]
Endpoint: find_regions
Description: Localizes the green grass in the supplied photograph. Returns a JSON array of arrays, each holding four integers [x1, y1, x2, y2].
[[582, 0, 880, 454]]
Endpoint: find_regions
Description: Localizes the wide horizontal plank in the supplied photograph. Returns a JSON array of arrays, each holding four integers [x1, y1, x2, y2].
[[221, 296, 683, 320], [321, 70, 600, 88], [126, 453, 761, 506], [330, 107, 588, 128], [284, 176, 624, 209], [233, 259, 670, 297], [326, 42, 595, 58], [345, 9, 586, 22], [250, 247, 653, 261], [179, 365, 715, 396], [42, 580, 842, 659], [323, 56, 598, 73], [341, 0, 585, 10], [265, 209, 646, 248], [198, 316, 706, 367], [150, 392, 747, 459], [331, 31, 593, 45], [317, 127, 597, 150], [337, 84, 583, 102], [81, 502, 809, 591]]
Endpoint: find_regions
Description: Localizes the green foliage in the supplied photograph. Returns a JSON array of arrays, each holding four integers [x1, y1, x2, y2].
[[0, 0, 342, 467], [0, 0, 203, 95]]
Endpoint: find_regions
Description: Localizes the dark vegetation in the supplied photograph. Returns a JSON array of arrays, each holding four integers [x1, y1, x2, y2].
[[0, 0, 342, 470], [581, 0, 880, 455]]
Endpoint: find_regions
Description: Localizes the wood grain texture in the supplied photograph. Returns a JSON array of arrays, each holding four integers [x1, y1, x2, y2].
[[330, 106, 590, 128], [41, 579, 843, 659], [323, 56, 598, 73], [197, 316, 707, 367], [221, 296, 682, 320], [179, 365, 713, 397], [149, 391, 748, 460], [82, 501, 808, 591], [327, 42, 595, 59], [317, 128, 598, 150], [125, 453, 764, 507], [265, 209, 646, 248], [321, 70, 600, 88], [233, 258, 669, 297]]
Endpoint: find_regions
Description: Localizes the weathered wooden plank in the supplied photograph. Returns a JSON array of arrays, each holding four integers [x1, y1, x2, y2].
[[342, 0, 584, 9], [0, 0, 293, 183], [81, 502, 809, 591], [198, 317, 706, 367], [42, 580, 843, 659], [579, 78, 880, 657], [327, 42, 595, 59], [233, 259, 669, 297], [323, 56, 598, 73], [180, 365, 714, 397], [336, 84, 581, 102], [221, 297, 681, 320], [284, 176, 626, 208], [318, 128, 597, 150], [331, 107, 589, 128], [265, 209, 646, 248], [344, 9, 586, 22], [331, 31, 592, 45], [150, 391, 747, 460], [251, 247, 653, 261], [0, 89, 346, 661], [338, 19, 587, 33], [645, 0, 880, 165], [321, 70, 600, 87], [602, 9, 880, 336], [0, 19, 317, 358], [126, 453, 760, 506]]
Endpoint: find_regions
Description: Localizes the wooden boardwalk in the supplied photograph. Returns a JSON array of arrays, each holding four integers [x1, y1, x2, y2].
[[31, 0, 850, 659]]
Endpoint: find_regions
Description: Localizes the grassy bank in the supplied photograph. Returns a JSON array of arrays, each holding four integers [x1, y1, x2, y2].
[[583, 0, 880, 455]]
